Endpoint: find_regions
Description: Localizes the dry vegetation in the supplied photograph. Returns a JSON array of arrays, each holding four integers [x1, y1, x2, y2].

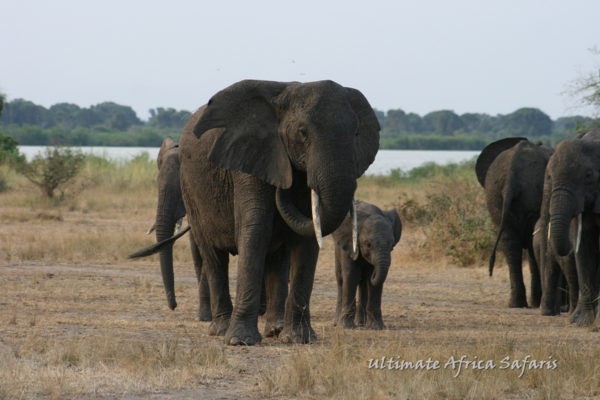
[[0, 156, 599, 400]]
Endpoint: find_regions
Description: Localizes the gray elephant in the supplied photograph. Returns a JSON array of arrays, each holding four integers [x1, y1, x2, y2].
[[332, 200, 401, 329], [532, 218, 578, 314], [538, 130, 600, 326], [134, 138, 267, 321], [476, 137, 553, 308], [134, 80, 379, 345], [140, 138, 212, 320]]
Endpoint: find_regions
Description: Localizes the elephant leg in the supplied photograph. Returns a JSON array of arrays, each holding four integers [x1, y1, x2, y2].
[[333, 247, 343, 326], [190, 234, 211, 321], [502, 238, 527, 308], [202, 247, 232, 336], [224, 183, 274, 346], [337, 257, 360, 329], [570, 216, 598, 326], [365, 282, 385, 330], [263, 246, 289, 338], [540, 253, 561, 316], [280, 236, 319, 343], [527, 246, 541, 308], [355, 278, 367, 327], [259, 280, 267, 317]]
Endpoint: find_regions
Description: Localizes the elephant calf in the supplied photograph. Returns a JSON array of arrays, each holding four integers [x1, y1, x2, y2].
[[333, 200, 401, 329]]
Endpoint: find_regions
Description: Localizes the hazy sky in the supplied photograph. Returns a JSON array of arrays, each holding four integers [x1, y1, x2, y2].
[[2, 0, 599, 120]]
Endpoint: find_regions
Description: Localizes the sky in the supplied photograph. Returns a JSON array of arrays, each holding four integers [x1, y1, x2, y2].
[[1, 0, 599, 120]]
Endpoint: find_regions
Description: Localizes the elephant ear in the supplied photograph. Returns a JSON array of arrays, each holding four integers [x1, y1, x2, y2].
[[383, 209, 402, 245], [475, 137, 527, 187], [158, 137, 178, 170], [193, 80, 294, 189], [344, 87, 380, 178]]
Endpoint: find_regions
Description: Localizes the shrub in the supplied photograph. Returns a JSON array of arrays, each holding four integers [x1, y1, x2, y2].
[[17, 146, 85, 199], [393, 161, 494, 267]]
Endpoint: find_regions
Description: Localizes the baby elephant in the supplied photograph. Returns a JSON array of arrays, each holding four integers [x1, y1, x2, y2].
[[333, 200, 401, 329]]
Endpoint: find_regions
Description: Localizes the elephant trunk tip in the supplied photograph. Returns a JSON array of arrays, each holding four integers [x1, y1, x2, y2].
[[167, 294, 177, 310]]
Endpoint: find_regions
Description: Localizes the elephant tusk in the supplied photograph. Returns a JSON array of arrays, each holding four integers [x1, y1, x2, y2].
[[351, 199, 358, 254], [547, 222, 551, 242], [311, 190, 323, 248], [576, 214, 582, 254], [175, 218, 183, 234], [146, 224, 156, 235]]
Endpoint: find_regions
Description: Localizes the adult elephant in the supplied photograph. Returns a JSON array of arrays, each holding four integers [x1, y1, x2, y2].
[[476, 138, 553, 308], [132, 138, 268, 322], [163, 80, 378, 345], [538, 130, 600, 326], [136, 137, 212, 320]]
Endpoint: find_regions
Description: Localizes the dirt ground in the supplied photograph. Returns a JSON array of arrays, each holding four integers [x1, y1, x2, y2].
[[2, 240, 599, 399], [1, 178, 599, 399]]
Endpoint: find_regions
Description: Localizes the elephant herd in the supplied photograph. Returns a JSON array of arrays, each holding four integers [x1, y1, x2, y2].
[[477, 133, 600, 327], [130, 79, 599, 347]]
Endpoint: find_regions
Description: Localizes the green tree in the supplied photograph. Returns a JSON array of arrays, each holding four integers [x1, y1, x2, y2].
[[17, 147, 85, 199], [422, 110, 464, 135], [148, 107, 192, 130], [501, 108, 552, 137], [0, 134, 25, 165]]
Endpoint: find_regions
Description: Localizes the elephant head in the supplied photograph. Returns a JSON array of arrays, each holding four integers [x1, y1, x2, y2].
[[357, 209, 402, 286], [153, 137, 186, 310], [193, 80, 380, 241], [545, 133, 600, 257]]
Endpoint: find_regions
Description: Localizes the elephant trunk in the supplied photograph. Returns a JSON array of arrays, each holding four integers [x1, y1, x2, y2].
[[549, 189, 576, 257], [155, 182, 185, 310], [370, 253, 391, 287], [276, 155, 357, 240]]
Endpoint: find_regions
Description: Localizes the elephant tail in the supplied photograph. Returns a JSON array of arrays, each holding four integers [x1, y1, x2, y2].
[[489, 225, 504, 277], [128, 226, 191, 259]]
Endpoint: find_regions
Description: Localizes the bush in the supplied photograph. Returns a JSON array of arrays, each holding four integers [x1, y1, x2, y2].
[[17, 146, 86, 199], [393, 161, 495, 267]]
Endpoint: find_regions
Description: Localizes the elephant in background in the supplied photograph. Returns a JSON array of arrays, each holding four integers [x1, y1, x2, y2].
[[538, 130, 600, 326], [476, 137, 553, 308], [140, 138, 212, 320], [332, 200, 401, 329], [532, 219, 578, 314], [139, 80, 379, 345], [132, 138, 269, 321]]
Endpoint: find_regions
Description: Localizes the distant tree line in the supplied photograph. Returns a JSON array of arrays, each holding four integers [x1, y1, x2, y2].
[[0, 99, 191, 146], [0, 98, 596, 149], [376, 107, 595, 149]]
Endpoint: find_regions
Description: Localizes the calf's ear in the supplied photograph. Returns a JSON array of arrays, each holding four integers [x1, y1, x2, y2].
[[384, 209, 402, 245]]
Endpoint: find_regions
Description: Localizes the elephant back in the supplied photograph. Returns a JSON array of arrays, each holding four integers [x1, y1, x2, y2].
[[476, 137, 528, 187]]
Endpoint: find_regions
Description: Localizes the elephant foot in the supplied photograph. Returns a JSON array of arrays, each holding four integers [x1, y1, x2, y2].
[[570, 306, 596, 327], [508, 296, 528, 308], [208, 315, 230, 336], [198, 305, 212, 322], [263, 318, 284, 338], [365, 319, 385, 330], [529, 297, 541, 309], [354, 310, 366, 327], [280, 322, 317, 344], [224, 317, 261, 346], [540, 305, 559, 316], [338, 316, 355, 329]]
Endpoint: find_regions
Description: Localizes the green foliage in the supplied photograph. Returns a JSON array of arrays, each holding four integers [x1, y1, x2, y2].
[[380, 160, 494, 267], [148, 107, 192, 130], [17, 147, 86, 199], [0, 134, 25, 166]]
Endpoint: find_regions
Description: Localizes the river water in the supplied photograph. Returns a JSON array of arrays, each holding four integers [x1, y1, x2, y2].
[[18, 146, 480, 176]]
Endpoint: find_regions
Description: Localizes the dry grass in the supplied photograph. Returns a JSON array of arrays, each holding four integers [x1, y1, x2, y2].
[[0, 159, 599, 399]]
